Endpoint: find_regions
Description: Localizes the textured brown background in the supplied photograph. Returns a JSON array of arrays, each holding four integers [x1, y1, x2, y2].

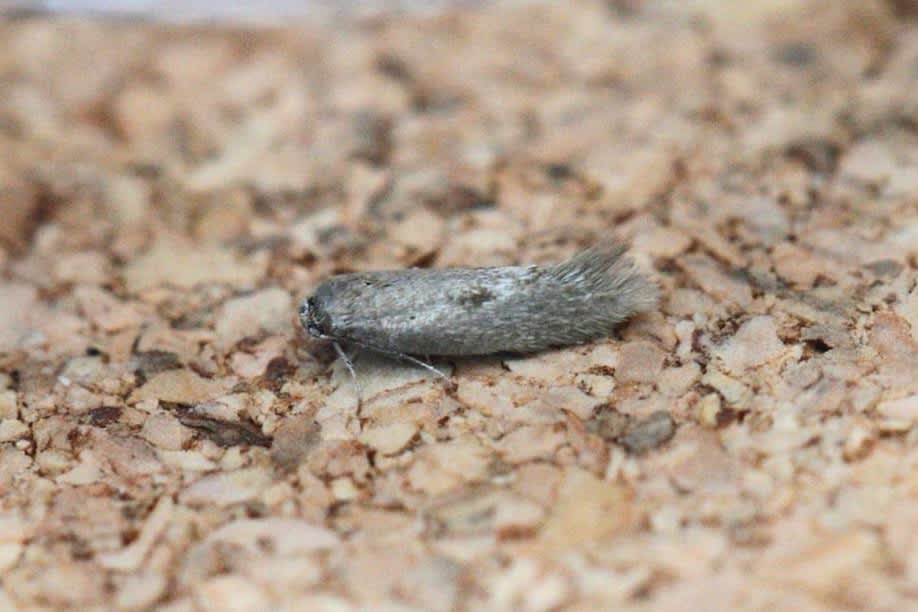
[[1, 1, 917, 609]]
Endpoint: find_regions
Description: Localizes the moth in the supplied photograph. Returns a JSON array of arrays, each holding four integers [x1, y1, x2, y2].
[[300, 241, 658, 382]]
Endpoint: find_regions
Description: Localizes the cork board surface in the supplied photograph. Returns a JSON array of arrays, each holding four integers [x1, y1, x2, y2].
[[1, 1, 917, 609]]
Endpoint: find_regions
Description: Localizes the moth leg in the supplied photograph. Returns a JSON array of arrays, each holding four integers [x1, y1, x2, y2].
[[344, 340, 451, 383], [333, 342, 363, 405], [393, 352, 450, 381]]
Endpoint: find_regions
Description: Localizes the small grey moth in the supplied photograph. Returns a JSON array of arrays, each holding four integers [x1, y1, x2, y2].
[[299, 240, 658, 378]]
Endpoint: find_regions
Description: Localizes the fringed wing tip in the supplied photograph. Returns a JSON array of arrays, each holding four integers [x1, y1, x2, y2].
[[622, 268, 660, 313], [557, 239, 660, 313], [554, 240, 626, 276], [570, 240, 628, 266]]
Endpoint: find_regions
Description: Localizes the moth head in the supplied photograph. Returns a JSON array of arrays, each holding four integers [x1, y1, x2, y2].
[[299, 296, 331, 339]]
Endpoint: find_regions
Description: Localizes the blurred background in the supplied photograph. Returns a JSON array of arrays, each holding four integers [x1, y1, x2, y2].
[[5, 0, 483, 21]]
